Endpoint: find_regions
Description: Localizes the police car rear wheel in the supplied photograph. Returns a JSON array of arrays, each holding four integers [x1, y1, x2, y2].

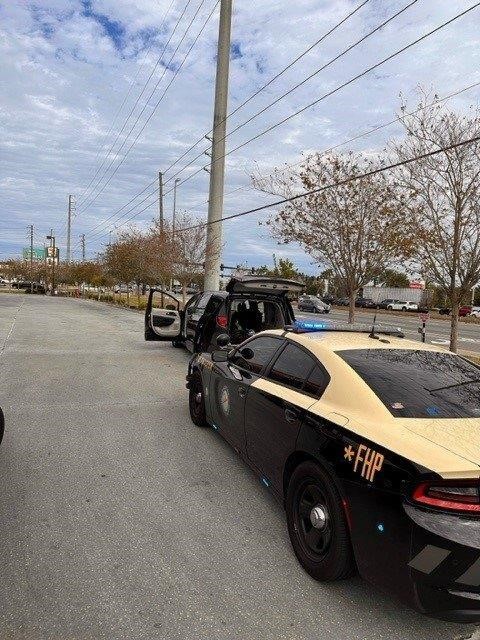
[[189, 373, 208, 428], [286, 461, 355, 582]]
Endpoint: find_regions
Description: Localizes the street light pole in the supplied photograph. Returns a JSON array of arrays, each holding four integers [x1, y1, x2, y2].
[[66, 195, 73, 263], [172, 178, 180, 237], [80, 234, 86, 261], [29, 224, 34, 293], [159, 171, 164, 233], [46, 230, 56, 294], [203, 0, 233, 291]]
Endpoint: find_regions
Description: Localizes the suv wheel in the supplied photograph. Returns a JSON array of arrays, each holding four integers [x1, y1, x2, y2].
[[286, 461, 355, 582], [387, 305, 393, 310], [402, 306, 407, 312], [188, 372, 208, 427]]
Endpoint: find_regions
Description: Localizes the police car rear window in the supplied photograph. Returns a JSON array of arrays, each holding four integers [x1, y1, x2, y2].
[[337, 349, 480, 418]]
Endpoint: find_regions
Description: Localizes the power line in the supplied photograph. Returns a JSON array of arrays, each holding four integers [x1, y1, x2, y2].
[[160, 0, 418, 190], [160, 0, 371, 178], [76, 0, 370, 235], [160, 1, 480, 196], [75, 3, 480, 244], [76, 0, 176, 205], [81, 77, 480, 243], [79, 134, 480, 245], [76, 0, 192, 209], [173, 135, 480, 233], [71, 0, 220, 251], [76, 0, 216, 216]]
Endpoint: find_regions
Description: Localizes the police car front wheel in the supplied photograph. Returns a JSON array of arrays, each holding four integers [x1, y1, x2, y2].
[[188, 373, 208, 428], [286, 461, 355, 582]]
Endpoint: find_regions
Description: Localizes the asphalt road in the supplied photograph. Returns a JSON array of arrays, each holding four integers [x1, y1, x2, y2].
[[297, 307, 480, 354], [0, 294, 478, 640]]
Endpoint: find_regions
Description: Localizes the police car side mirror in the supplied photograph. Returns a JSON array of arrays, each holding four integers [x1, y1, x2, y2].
[[240, 347, 254, 360], [216, 333, 230, 348], [211, 350, 229, 362]]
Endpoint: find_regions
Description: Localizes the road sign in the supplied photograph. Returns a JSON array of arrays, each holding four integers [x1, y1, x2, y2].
[[419, 313, 430, 322], [22, 247, 45, 262]]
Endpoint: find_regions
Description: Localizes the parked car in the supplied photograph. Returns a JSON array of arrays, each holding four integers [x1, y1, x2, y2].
[[24, 282, 46, 294], [376, 299, 397, 309], [459, 305, 472, 317], [438, 306, 474, 317], [297, 296, 330, 314], [383, 300, 418, 312], [11, 281, 31, 289], [334, 297, 350, 306], [321, 294, 335, 305], [354, 297, 376, 309], [144, 275, 304, 352], [470, 306, 480, 318], [114, 284, 133, 294], [187, 323, 480, 621]]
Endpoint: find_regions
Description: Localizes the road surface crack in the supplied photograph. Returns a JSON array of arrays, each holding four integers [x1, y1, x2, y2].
[[0, 299, 24, 360]]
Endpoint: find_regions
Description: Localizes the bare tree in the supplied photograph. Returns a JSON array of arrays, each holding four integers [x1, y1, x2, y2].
[[392, 89, 480, 352], [173, 213, 206, 304], [253, 152, 416, 322]]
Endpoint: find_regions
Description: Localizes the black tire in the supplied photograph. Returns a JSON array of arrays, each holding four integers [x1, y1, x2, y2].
[[402, 307, 407, 312], [286, 461, 355, 582], [172, 338, 184, 348], [0, 407, 4, 445], [188, 372, 208, 428]]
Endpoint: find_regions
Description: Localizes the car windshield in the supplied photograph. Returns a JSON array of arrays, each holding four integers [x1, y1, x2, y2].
[[337, 349, 480, 418]]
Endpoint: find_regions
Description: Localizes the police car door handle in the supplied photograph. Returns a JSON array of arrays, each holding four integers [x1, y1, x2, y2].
[[238, 386, 247, 398], [284, 408, 298, 423]]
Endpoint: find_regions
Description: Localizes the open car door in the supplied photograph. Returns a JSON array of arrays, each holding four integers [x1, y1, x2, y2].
[[145, 289, 183, 341]]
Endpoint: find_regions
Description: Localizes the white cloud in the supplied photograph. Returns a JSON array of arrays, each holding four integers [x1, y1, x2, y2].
[[0, 0, 479, 271]]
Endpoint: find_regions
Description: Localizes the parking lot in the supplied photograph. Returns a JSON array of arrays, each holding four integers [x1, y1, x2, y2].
[[0, 294, 478, 640]]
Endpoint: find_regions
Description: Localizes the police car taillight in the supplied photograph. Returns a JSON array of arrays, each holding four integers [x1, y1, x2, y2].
[[216, 315, 228, 328], [412, 480, 480, 513]]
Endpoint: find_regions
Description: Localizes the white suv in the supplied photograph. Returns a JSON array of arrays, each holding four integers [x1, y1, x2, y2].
[[387, 300, 418, 311]]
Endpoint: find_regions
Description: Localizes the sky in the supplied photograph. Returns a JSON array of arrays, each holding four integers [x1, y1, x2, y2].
[[1, 0, 479, 274]]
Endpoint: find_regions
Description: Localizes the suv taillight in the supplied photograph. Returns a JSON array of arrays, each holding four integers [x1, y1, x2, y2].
[[412, 480, 480, 513], [216, 315, 228, 328]]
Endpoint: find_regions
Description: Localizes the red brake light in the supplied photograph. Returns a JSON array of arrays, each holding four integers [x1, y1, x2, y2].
[[216, 314, 228, 328], [412, 481, 480, 513]]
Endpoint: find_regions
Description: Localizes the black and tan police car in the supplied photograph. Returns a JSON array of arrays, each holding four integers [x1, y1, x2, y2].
[[186, 320, 480, 621]]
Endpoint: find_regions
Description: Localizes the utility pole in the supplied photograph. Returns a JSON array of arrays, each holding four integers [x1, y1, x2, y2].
[[159, 171, 164, 233], [29, 224, 34, 293], [80, 234, 86, 261], [204, 0, 233, 291], [66, 195, 73, 263], [46, 230, 56, 294], [172, 178, 180, 237]]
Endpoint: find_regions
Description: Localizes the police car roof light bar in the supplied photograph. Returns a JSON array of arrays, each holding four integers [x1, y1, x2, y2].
[[290, 320, 405, 337]]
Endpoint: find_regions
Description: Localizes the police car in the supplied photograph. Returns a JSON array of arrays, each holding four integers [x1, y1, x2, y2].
[[186, 321, 480, 621]]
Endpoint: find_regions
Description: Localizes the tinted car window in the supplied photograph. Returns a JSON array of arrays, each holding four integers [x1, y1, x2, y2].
[[231, 336, 281, 374], [268, 344, 315, 390], [303, 365, 330, 398], [338, 349, 480, 418], [205, 295, 221, 314]]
